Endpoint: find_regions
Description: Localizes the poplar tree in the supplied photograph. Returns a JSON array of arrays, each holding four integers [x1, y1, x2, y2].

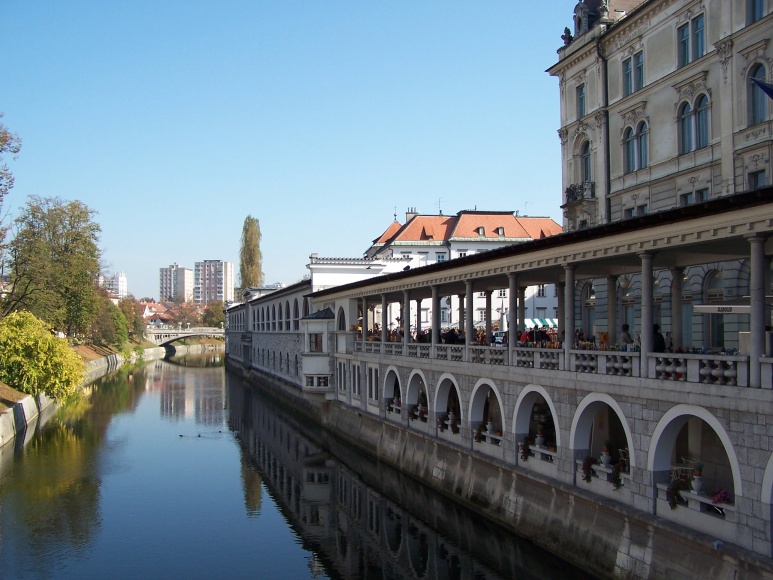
[[239, 215, 263, 290]]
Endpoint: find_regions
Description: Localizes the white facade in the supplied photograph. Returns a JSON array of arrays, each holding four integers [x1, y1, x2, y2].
[[159, 263, 194, 302], [100, 271, 128, 300]]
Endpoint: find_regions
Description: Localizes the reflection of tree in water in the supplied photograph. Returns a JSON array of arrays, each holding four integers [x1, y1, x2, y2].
[[0, 363, 151, 571], [240, 446, 263, 517], [165, 354, 224, 368]]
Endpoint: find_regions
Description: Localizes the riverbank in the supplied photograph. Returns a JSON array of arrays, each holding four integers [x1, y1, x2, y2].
[[0, 341, 224, 449]]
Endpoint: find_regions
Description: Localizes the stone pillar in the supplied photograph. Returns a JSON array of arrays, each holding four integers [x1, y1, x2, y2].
[[415, 298, 422, 340], [381, 293, 388, 345], [518, 286, 527, 334], [402, 290, 411, 346], [670, 267, 683, 350], [557, 282, 565, 339], [607, 275, 617, 346], [508, 273, 518, 349], [749, 235, 766, 388], [564, 265, 575, 368], [458, 293, 465, 331], [361, 297, 368, 349], [640, 253, 654, 377], [485, 291, 493, 345], [465, 281, 474, 348], [431, 285, 441, 346]]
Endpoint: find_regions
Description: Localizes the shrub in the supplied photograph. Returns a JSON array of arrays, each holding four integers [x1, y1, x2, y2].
[[0, 311, 85, 400]]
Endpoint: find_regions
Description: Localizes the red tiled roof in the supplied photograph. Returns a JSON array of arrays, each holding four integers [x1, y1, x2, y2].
[[373, 220, 402, 244], [391, 215, 456, 242]]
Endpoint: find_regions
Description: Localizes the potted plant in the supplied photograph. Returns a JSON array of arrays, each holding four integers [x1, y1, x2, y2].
[[692, 463, 704, 493], [581, 456, 596, 482], [520, 437, 532, 461], [710, 487, 732, 514], [601, 440, 612, 466], [535, 429, 545, 447], [667, 477, 690, 509]]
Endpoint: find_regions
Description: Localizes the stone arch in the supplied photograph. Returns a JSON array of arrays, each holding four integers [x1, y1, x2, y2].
[[293, 299, 300, 330], [434, 373, 462, 420], [571, 393, 635, 468], [383, 366, 402, 402], [406, 370, 429, 408], [337, 306, 347, 331], [513, 385, 562, 449], [649, 404, 742, 497], [285, 301, 291, 330], [470, 378, 504, 434]]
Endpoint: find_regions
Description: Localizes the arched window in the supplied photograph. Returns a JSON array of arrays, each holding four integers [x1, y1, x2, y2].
[[750, 64, 767, 126], [624, 128, 636, 174], [679, 102, 693, 154], [581, 141, 591, 182], [695, 95, 709, 149], [637, 121, 649, 169]]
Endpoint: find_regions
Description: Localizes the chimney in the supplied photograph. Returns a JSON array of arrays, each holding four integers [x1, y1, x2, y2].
[[406, 207, 419, 222]]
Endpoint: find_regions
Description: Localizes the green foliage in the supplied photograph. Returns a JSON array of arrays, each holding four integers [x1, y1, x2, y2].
[[2, 196, 102, 337], [0, 311, 85, 400], [90, 292, 128, 347], [118, 295, 146, 339], [239, 215, 263, 290], [202, 300, 225, 327], [0, 114, 21, 207]]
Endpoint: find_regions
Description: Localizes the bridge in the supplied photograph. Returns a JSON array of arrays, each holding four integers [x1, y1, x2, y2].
[[145, 326, 225, 346]]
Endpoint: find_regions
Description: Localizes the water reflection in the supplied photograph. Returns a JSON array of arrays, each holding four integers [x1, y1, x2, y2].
[[227, 373, 591, 579]]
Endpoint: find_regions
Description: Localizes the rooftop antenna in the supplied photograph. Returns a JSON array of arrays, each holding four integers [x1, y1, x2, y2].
[[436, 197, 444, 215], [394, 205, 397, 221]]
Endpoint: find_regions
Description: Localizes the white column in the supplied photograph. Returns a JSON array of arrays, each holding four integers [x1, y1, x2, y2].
[[361, 297, 368, 349], [465, 281, 474, 347], [749, 235, 766, 388], [431, 285, 441, 346], [485, 291, 493, 344], [640, 253, 654, 377], [564, 265, 575, 368], [381, 293, 388, 344], [508, 273, 518, 346], [415, 298, 423, 339], [557, 282, 565, 339], [518, 286, 527, 334], [402, 290, 411, 346], [670, 267, 683, 350], [607, 275, 617, 346]]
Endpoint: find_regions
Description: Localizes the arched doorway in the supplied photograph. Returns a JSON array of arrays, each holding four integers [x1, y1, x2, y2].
[[435, 375, 462, 434]]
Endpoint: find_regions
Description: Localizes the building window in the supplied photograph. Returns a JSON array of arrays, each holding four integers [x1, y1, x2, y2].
[[681, 189, 708, 206], [637, 204, 648, 216], [581, 141, 591, 182], [695, 95, 710, 149], [692, 14, 705, 61], [458, 250, 467, 258], [623, 58, 633, 96], [677, 23, 690, 67], [624, 208, 634, 219], [624, 127, 636, 173], [436, 253, 446, 262], [634, 51, 644, 91], [537, 285, 546, 297], [748, 0, 764, 24], [750, 170, 767, 190], [309, 333, 323, 353], [678, 15, 705, 67], [623, 52, 644, 96], [577, 83, 586, 118], [750, 64, 768, 126], [637, 122, 649, 168], [498, 289, 506, 297], [478, 309, 487, 322], [679, 102, 693, 154]]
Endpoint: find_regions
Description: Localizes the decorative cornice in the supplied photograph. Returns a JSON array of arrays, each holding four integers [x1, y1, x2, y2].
[[714, 39, 733, 84], [672, 70, 710, 104], [675, 1, 705, 24], [558, 127, 569, 146], [619, 101, 648, 132], [739, 39, 771, 78]]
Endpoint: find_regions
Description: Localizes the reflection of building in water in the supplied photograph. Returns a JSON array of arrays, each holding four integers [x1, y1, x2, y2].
[[142, 360, 225, 425], [228, 378, 582, 579]]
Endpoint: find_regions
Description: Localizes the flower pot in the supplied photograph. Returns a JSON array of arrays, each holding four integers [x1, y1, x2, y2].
[[535, 434, 545, 447], [487, 421, 494, 433], [692, 475, 703, 493], [601, 451, 611, 466]]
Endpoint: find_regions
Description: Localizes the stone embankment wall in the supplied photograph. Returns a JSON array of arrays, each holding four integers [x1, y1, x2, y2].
[[0, 343, 223, 449], [227, 360, 773, 580]]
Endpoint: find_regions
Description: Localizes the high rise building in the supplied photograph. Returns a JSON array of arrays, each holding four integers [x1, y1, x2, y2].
[[159, 263, 194, 302], [99, 271, 128, 299], [194, 260, 235, 305]]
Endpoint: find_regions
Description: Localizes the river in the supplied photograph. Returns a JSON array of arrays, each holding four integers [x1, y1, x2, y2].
[[0, 356, 591, 579]]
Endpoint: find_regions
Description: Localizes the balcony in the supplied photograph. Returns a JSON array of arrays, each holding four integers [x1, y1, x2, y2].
[[562, 182, 597, 231]]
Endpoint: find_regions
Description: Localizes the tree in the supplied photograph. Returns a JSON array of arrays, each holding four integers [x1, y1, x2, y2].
[[118, 295, 146, 340], [202, 300, 225, 328], [0, 310, 84, 400], [90, 290, 128, 347], [168, 300, 201, 327], [0, 114, 21, 208], [2, 197, 102, 337], [239, 215, 263, 290]]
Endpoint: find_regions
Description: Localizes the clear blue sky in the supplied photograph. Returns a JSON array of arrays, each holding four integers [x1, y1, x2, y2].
[[1, 1, 572, 300]]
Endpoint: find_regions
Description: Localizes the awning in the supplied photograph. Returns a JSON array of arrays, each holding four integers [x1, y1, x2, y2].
[[523, 318, 559, 328]]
